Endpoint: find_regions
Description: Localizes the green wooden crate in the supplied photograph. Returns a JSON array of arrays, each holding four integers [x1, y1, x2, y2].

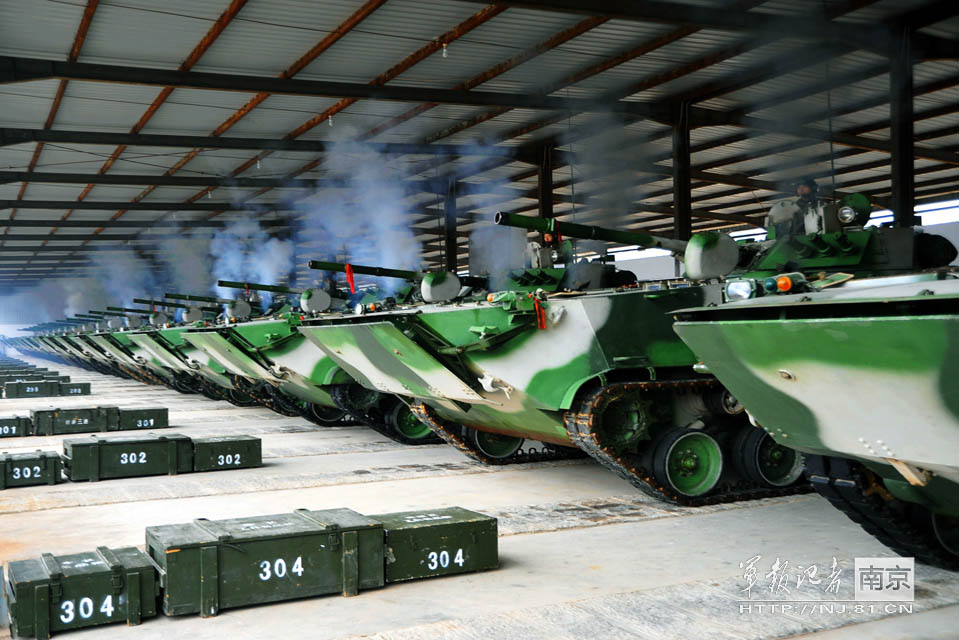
[[4, 546, 158, 639], [146, 508, 384, 617], [4, 381, 60, 399], [58, 382, 91, 397], [375, 507, 499, 583], [62, 433, 193, 482], [30, 407, 120, 436], [0, 415, 33, 438], [192, 435, 262, 472], [0, 451, 62, 489]]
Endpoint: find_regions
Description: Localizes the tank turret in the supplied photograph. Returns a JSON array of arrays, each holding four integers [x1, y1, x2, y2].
[[215, 280, 339, 315], [493, 211, 740, 280], [495, 192, 957, 296], [308, 260, 486, 303]]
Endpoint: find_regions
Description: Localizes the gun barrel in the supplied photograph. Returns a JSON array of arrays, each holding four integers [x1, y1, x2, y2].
[[131, 300, 220, 313], [216, 280, 303, 295], [89, 310, 129, 318], [493, 211, 688, 254], [107, 306, 145, 314], [165, 292, 233, 304], [75, 313, 102, 319], [308, 260, 486, 289], [308, 260, 420, 281]]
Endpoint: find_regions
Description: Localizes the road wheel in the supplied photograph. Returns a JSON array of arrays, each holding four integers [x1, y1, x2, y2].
[[652, 427, 723, 497]]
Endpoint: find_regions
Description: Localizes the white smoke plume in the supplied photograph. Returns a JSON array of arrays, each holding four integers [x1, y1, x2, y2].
[[158, 228, 215, 296], [211, 216, 295, 308], [88, 249, 160, 307], [295, 134, 422, 294]]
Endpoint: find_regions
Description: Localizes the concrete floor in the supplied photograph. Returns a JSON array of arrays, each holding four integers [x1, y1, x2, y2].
[[1, 357, 957, 639]]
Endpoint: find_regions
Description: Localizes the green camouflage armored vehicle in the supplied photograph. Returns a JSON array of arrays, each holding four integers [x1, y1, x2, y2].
[[674, 272, 958, 568], [104, 300, 253, 404], [670, 188, 958, 565], [294, 193, 957, 506], [179, 281, 441, 442], [295, 216, 788, 505]]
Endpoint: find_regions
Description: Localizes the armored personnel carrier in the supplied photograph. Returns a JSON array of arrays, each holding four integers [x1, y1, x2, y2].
[[294, 215, 799, 505], [102, 299, 253, 404], [671, 193, 958, 566], [179, 281, 441, 442]]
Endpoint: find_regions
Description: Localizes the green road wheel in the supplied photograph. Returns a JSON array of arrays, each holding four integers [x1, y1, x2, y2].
[[468, 429, 524, 459], [653, 428, 723, 497], [597, 391, 654, 452], [733, 427, 804, 487], [389, 403, 433, 440], [933, 512, 959, 556]]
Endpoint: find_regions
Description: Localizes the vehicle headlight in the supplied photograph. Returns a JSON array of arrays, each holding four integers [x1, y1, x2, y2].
[[837, 206, 857, 224], [725, 280, 756, 301]]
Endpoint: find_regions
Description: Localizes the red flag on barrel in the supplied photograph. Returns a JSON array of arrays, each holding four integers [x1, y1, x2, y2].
[[345, 264, 356, 294]]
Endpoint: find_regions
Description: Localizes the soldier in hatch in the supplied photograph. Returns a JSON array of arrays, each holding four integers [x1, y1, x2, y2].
[[766, 178, 825, 239]]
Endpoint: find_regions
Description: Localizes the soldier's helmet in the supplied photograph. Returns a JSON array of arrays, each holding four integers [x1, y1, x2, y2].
[[795, 177, 819, 201]]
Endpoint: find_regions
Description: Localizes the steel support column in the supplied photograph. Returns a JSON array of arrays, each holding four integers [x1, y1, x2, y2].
[[444, 178, 458, 272], [538, 144, 554, 218], [672, 104, 692, 241], [890, 31, 916, 227]]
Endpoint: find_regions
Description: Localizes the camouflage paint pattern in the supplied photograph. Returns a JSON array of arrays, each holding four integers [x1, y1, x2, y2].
[[127, 328, 235, 390], [298, 285, 713, 444], [183, 316, 343, 407], [673, 274, 959, 514]]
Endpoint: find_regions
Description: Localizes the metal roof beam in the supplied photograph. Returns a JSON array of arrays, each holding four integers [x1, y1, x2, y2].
[[0, 246, 162, 253], [0, 128, 520, 159], [0, 199, 303, 212], [0, 56, 675, 121], [452, 0, 957, 60], [0, 218, 288, 229]]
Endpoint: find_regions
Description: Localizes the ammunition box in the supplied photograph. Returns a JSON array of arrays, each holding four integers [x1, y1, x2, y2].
[[146, 508, 384, 617], [59, 382, 91, 396], [0, 376, 45, 385], [0, 415, 33, 437], [62, 433, 193, 482], [4, 381, 60, 399], [116, 407, 169, 431], [4, 546, 158, 639], [376, 507, 498, 583], [192, 435, 262, 472], [30, 407, 120, 436], [0, 452, 62, 489]]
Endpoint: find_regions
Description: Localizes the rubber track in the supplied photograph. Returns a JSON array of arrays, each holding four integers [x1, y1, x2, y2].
[[330, 388, 443, 446], [805, 455, 958, 569], [565, 379, 812, 507], [410, 402, 586, 465]]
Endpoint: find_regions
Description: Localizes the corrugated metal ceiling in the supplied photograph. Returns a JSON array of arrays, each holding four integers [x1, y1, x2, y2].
[[0, 0, 955, 289]]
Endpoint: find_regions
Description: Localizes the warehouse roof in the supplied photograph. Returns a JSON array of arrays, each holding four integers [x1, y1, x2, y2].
[[0, 0, 956, 288]]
